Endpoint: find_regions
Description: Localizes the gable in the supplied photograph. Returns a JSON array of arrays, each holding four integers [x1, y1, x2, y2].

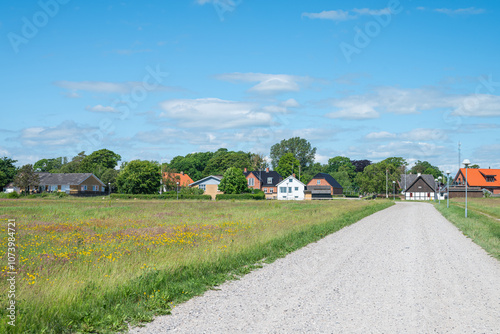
[[407, 178, 434, 193]]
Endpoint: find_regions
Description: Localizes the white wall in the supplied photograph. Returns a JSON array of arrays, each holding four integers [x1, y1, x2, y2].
[[277, 176, 305, 200]]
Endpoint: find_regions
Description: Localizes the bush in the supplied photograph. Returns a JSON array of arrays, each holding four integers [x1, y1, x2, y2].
[[6, 192, 19, 199], [216, 192, 265, 200], [57, 192, 68, 198], [110, 193, 212, 200]]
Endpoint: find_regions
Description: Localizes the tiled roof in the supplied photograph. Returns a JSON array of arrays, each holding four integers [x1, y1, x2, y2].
[[456, 168, 500, 187], [400, 174, 437, 192], [310, 173, 343, 189], [36, 173, 104, 186], [244, 170, 283, 187], [163, 172, 193, 186]]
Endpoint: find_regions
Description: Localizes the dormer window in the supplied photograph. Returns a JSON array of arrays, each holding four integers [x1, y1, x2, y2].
[[486, 176, 495, 182], [267, 177, 272, 184]]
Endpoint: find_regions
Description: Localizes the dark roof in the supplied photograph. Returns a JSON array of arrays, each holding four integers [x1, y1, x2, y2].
[[189, 175, 223, 186], [36, 173, 104, 186], [311, 173, 343, 189], [244, 170, 283, 187], [400, 174, 437, 192]]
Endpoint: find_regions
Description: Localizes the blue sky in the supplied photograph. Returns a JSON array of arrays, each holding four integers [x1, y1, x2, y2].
[[1, 0, 499, 175]]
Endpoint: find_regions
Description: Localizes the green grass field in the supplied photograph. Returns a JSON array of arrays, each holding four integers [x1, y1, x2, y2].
[[435, 197, 500, 261], [0, 197, 392, 333]]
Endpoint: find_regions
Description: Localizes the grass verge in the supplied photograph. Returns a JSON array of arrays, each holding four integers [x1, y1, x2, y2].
[[434, 202, 500, 261]]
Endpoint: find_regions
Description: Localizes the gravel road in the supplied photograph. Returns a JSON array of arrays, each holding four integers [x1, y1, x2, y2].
[[129, 202, 500, 333]]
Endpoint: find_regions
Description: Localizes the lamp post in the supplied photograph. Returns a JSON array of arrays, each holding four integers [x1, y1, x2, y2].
[[438, 176, 442, 204], [434, 178, 438, 202], [392, 180, 395, 201], [446, 170, 450, 208], [463, 159, 470, 218], [176, 181, 179, 200], [108, 182, 111, 196]]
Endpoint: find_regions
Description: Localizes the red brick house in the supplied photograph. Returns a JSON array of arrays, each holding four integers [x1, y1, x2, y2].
[[307, 173, 343, 197], [454, 168, 500, 195], [243, 168, 283, 199]]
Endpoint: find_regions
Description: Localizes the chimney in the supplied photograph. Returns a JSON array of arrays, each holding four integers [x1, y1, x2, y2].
[[244, 168, 247, 173], [181, 171, 184, 175], [266, 167, 269, 173], [292, 173, 296, 178], [417, 173, 421, 177]]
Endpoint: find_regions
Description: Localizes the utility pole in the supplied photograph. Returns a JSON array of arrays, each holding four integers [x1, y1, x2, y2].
[[386, 168, 388, 198], [458, 142, 461, 174]]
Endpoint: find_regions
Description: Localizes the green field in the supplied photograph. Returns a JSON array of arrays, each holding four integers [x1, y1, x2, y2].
[[435, 197, 500, 261], [0, 197, 392, 333]]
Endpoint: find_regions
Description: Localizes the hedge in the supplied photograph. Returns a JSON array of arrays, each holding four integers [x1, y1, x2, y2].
[[216, 192, 265, 200], [110, 193, 212, 200]]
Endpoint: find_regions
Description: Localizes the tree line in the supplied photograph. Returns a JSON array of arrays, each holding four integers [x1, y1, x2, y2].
[[1, 137, 452, 195]]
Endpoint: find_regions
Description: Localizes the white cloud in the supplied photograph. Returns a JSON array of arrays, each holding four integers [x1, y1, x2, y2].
[[281, 98, 300, 108], [302, 7, 393, 21], [452, 94, 500, 117], [365, 131, 396, 140], [85, 105, 118, 113], [367, 141, 445, 159], [434, 7, 485, 15], [159, 98, 272, 129], [326, 98, 379, 119], [401, 128, 448, 141], [215, 73, 313, 95], [54, 80, 177, 94], [17, 121, 98, 147]]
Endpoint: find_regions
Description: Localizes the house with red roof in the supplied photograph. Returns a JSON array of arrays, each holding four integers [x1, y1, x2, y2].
[[454, 168, 500, 195], [162, 171, 194, 191]]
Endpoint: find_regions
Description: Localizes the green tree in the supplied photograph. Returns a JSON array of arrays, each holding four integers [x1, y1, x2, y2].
[[469, 164, 480, 169], [33, 157, 66, 172], [202, 150, 252, 176], [13, 164, 40, 194], [276, 152, 300, 178], [250, 153, 268, 170], [325, 156, 356, 179], [100, 168, 119, 193], [410, 160, 443, 179], [0, 157, 18, 190], [331, 170, 352, 191], [270, 137, 316, 169], [168, 151, 215, 181], [218, 167, 249, 194], [58, 152, 87, 173], [356, 160, 401, 194], [79, 149, 121, 178], [116, 160, 160, 194]]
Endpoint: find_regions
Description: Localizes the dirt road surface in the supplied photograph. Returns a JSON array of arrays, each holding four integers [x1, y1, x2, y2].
[[130, 202, 500, 333]]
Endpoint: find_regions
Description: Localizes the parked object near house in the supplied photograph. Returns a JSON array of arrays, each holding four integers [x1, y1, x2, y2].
[[189, 175, 223, 200], [162, 171, 193, 192], [307, 173, 343, 197], [36, 173, 105, 195], [454, 168, 500, 195], [276, 174, 305, 200], [399, 173, 440, 200], [3, 182, 20, 194], [243, 167, 283, 200]]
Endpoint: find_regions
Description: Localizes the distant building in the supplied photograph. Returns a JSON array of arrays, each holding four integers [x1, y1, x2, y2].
[[162, 171, 194, 192], [243, 167, 283, 200], [307, 173, 343, 199], [276, 174, 305, 200], [189, 175, 223, 200], [36, 173, 105, 195], [399, 173, 439, 200], [454, 168, 500, 195]]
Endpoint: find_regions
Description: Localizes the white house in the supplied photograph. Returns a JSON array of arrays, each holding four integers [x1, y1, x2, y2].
[[277, 174, 305, 200]]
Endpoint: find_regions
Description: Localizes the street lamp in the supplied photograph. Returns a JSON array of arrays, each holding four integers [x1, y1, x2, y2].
[[438, 176, 442, 204], [446, 170, 450, 208], [176, 181, 179, 200], [434, 179, 438, 202], [108, 182, 111, 196], [463, 159, 470, 218], [392, 180, 395, 200]]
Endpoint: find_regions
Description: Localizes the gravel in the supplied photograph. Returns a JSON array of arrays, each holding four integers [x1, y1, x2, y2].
[[129, 202, 500, 333]]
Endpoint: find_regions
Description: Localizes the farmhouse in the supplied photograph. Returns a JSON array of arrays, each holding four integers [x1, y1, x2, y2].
[[162, 171, 193, 191], [36, 173, 105, 195], [454, 168, 500, 195], [189, 175, 223, 200], [276, 174, 305, 200], [400, 173, 438, 200], [307, 173, 343, 198], [243, 167, 283, 200]]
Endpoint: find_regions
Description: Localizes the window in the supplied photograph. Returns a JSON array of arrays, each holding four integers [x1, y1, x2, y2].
[[263, 188, 267, 193], [295, 196, 298, 198], [81, 185, 87, 191], [199, 184, 206, 191], [248, 178, 254, 186], [267, 177, 272, 184], [289, 178, 293, 182], [93, 185, 98, 191], [269, 188, 273, 193], [280, 187, 287, 193], [288, 187, 292, 193], [295, 187, 298, 191], [316, 180, 320, 185]]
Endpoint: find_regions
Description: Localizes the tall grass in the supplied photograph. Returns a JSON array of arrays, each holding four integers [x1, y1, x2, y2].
[[0, 198, 392, 333], [434, 200, 500, 260]]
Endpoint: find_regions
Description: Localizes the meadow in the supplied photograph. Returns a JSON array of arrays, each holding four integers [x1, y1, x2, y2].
[[0, 197, 391, 333], [435, 197, 500, 261]]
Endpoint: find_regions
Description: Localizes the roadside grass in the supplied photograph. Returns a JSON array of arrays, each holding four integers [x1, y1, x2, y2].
[[0, 198, 392, 333], [434, 200, 500, 261], [450, 197, 500, 220]]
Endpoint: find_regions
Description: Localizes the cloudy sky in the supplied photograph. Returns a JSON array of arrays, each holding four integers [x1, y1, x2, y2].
[[1, 0, 499, 174]]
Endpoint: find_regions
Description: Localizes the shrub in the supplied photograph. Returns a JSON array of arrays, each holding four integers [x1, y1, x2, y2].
[[110, 193, 211, 200], [6, 192, 19, 199], [216, 192, 265, 200]]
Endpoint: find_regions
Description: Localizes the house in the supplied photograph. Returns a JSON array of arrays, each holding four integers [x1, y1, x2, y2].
[[454, 168, 500, 195], [307, 173, 343, 198], [243, 167, 283, 200], [36, 173, 105, 195], [399, 173, 439, 200], [276, 174, 305, 200], [3, 182, 20, 194], [189, 175, 223, 200], [162, 171, 193, 191]]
